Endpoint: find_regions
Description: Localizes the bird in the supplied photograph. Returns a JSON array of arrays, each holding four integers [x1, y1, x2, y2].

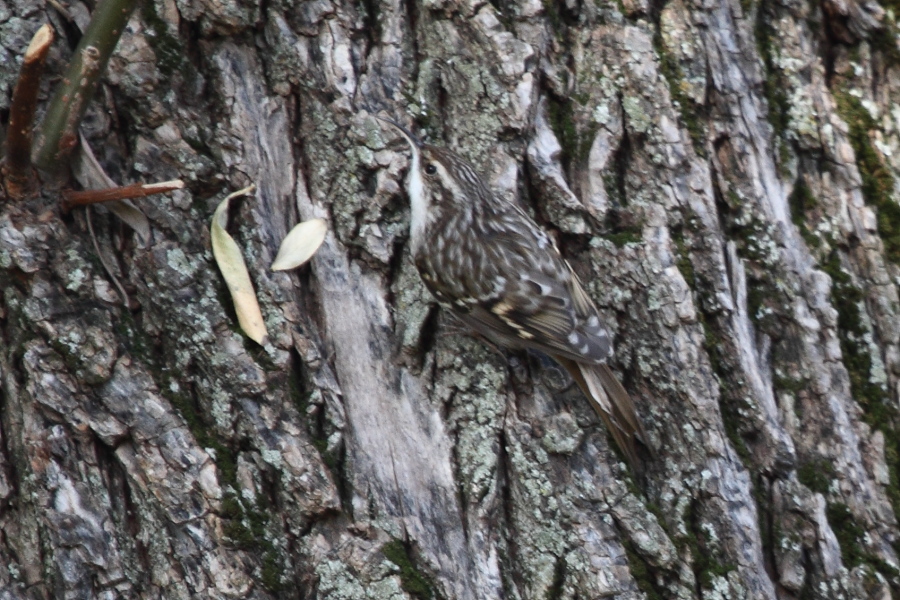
[[376, 116, 648, 469]]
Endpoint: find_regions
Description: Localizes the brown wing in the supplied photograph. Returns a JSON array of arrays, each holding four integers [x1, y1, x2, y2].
[[436, 205, 613, 365]]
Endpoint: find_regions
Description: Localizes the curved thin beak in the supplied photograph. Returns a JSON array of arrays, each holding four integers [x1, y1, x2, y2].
[[373, 116, 422, 150], [374, 116, 425, 227]]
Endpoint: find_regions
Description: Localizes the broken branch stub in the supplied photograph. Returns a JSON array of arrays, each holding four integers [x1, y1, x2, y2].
[[2, 24, 54, 200], [62, 180, 185, 210], [32, 0, 139, 171]]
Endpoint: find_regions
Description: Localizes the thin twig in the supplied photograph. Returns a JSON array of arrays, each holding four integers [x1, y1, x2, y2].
[[61, 179, 185, 211], [2, 24, 54, 200], [32, 0, 139, 170]]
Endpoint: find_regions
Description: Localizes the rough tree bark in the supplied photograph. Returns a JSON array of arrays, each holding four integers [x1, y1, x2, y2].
[[1, 0, 900, 597]]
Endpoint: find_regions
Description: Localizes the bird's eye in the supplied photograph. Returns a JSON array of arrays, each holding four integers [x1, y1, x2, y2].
[[425, 163, 438, 175]]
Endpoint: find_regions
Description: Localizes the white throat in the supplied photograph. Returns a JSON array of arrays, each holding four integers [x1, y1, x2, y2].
[[405, 144, 428, 255]]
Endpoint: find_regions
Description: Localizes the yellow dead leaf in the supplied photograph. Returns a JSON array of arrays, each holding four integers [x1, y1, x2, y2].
[[271, 218, 327, 271], [210, 185, 268, 345]]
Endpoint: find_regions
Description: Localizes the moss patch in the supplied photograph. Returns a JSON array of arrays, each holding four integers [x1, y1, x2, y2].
[[157, 366, 285, 592], [820, 252, 900, 562], [141, 0, 190, 80], [835, 91, 900, 264], [676, 501, 737, 591], [222, 494, 285, 592], [671, 224, 696, 288], [547, 95, 598, 175], [868, 20, 900, 67], [819, 252, 890, 426], [754, 0, 792, 167], [383, 540, 435, 600], [825, 503, 865, 569], [797, 458, 834, 495], [622, 539, 663, 600], [826, 502, 900, 578], [606, 229, 643, 247], [653, 36, 706, 156], [788, 177, 821, 248], [698, 312, 754, 468]]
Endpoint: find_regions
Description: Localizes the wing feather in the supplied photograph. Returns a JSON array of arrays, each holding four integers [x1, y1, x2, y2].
[[432, 205, 613, 364]]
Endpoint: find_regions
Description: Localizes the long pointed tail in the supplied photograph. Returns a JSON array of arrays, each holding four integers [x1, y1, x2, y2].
[[556, 357, 648, 470]]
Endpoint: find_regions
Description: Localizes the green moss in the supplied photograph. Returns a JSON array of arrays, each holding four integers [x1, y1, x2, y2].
[[819, 252, 889, 423], [222, 492, 285, 592], [752, 474, 774, 559], [755, 2, 792, 163], [788, 177, 819, 216], [606, 230, 643, 247], [699, 309, 754, 467], [546, 96, 598, 174], [699, 316, 724, 375], [671, 225, 696, 288], [772, 373, 808, 395], [721, 405, 754, 468], [868, 22, 900, 67], [827, 502, 864, 567], [653, 36, 706, 156], [698, 313, 751, 468], [261, 551, 284, 592], [797, 459, 834, 495], [746, 282, 767, 322], [820, 251, 900, 528], [675, 502, 736, 591], [602, 173, 621, 207], [156, 360, 284, 592], [141, 0, 189, 79], [697, 553, 736, 588], [835, 91, 900, 264], [604, 202, 643, 246], [382, 540, 435, 600], [542, 0, 566, 39], [788, 178, 821, 248], [622, 540, 663, 600]]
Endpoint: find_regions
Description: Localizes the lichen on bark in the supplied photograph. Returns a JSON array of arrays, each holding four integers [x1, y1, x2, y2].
[[3, 0, 900, 597]]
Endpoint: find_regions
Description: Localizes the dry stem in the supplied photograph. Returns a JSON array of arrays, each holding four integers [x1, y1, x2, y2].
[[2, 24, 54, 200], [32, 0, 139, 171], [62, 180, 185, 211]]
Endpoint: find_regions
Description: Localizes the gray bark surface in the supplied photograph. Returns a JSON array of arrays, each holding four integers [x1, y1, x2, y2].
[[2, 0, 900, 597]]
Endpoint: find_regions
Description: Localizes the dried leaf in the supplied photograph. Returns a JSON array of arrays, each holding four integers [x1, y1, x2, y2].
[[72, 134, 152, 245], [271, 218, 327, 271], [210, 185, 268, 345]]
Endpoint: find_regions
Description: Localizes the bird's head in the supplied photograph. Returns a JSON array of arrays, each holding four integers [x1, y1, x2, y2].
[[375, 117, 490, 217]]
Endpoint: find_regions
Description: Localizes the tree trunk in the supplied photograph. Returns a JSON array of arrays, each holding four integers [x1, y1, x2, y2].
[[2, 0, 900, 597]]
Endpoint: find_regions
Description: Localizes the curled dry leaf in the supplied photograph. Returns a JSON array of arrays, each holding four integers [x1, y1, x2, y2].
[[271, 218, 327, 271], [73, 134, 152, 245], [210, 184, 268, 345]]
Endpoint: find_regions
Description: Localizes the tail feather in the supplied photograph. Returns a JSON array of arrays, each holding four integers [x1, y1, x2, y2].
[[593, 364, 649, 445], [556, 357, 647, 470]]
